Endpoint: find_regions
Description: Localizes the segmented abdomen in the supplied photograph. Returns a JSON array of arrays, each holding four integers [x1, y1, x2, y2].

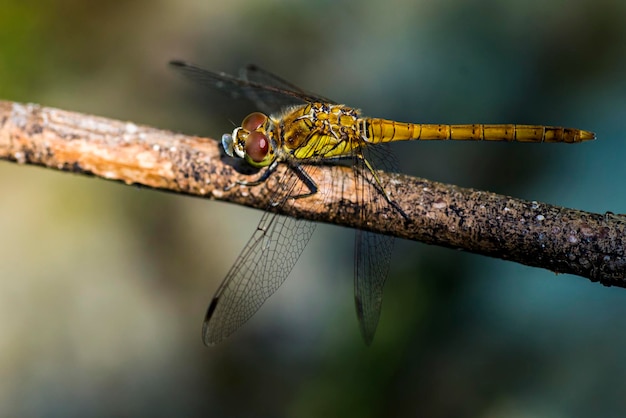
[[364, 119, 595, 144]]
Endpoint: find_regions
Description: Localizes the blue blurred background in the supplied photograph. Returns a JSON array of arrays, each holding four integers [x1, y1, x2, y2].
[[1, 0, 625, 416]]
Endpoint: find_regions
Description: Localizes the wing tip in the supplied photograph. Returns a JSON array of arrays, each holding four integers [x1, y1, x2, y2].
[[202, 297, 221, 346], [355, 296, 377, 346], [168, 59, 187, 68]]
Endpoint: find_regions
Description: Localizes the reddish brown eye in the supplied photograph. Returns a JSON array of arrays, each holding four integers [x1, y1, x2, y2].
[[242, 112, 268, 132], [245, 131, 269, 163]]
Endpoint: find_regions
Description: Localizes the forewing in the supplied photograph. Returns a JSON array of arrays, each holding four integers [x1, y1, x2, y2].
[[241, 64, 336, 113], [202, 161, 321, 345], [352, 143, 399, 345], [203, 211, 316, 344], [169, 60, 326, 116]]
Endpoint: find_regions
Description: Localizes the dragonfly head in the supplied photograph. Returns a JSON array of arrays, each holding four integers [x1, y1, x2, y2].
[[222, 112, 276, 168]]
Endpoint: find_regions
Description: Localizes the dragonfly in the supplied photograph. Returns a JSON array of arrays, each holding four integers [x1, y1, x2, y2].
[[170, 60, 596, 345]]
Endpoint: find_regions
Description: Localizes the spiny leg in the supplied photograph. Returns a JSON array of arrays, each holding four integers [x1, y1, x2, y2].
[[357, 152, 409, 221], [286, 163, 318, 200], [235, 160, 280, 187], [225, 159, 318, 202]]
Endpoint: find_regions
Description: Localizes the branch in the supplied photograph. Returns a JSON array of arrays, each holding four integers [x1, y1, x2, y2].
[[1, 100, 624, 285]]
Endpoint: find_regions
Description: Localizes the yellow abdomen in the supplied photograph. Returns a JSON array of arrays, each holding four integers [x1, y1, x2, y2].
[[364, 119, 596, 144]]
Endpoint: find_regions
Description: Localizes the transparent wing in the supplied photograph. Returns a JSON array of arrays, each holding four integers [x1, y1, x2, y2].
[[354, 230, 395, 345], [240, 64, 336, 114], [203, 211, 315, 344], [169, 60, 331, 115], [202, 162, 320, 345], [352, 143, 399, 345]]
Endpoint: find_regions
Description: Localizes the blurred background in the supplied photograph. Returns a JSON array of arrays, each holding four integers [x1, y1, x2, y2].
[[1, 0, 625, 416]]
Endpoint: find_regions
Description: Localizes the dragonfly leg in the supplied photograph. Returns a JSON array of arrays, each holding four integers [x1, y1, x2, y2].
[[358, 154, 410, 221], [287, 163, 319, 200], [228, 160, 318, 202], [235, 160, 279, 187]]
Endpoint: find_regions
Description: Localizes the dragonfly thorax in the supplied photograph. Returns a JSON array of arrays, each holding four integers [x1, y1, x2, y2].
[[277, 103, 364, 160]]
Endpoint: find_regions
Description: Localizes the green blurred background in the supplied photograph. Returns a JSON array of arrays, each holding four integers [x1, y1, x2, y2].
[[1, 0, 625, 416]]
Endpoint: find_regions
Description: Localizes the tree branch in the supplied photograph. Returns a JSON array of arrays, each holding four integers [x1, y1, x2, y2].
[[1, 100, 624, 285]]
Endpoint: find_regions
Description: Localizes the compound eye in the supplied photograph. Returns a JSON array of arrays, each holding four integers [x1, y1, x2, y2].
[[245, 131, 269, 163], [242, 112, 268, 132]]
